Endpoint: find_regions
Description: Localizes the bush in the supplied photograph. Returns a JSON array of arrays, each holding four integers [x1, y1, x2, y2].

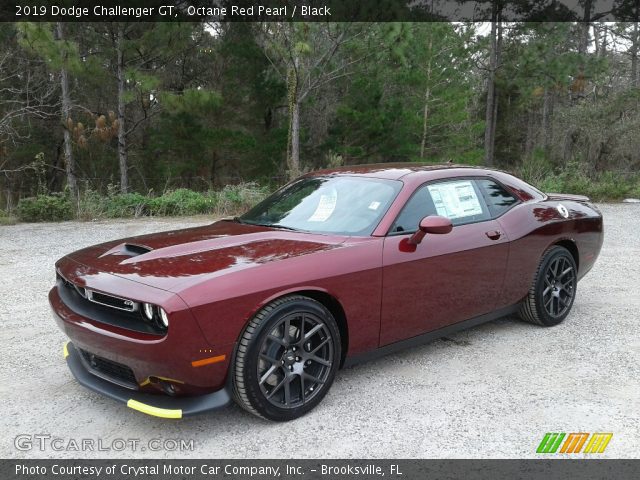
[[16, 194, 74, 222], [214, 182, 269, 215], [104, 192, 149, 218], [148, 189, 215, 216], [77, 188, 107, 220], [526, 162, 640, 201], [10, 184, 271, 223], [0, 210, 17, 225]]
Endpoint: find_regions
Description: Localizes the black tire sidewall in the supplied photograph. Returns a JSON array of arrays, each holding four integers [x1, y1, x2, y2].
[[240, 298, 341, 421], [534, 246, 577, 326]]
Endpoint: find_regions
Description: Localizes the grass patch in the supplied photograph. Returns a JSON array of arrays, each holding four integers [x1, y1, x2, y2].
[[0, 212, 17, 225], [534, 170, 640, 201], [518, 160, 640, 201], [13, 183, 270, 223]]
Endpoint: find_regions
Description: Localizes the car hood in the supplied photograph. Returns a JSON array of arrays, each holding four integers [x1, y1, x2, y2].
[[63, 220, 348, 292]]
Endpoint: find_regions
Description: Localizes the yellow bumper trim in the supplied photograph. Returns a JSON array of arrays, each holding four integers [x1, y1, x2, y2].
[[126, 399, 182, 419], [63, 342, 69, 359]]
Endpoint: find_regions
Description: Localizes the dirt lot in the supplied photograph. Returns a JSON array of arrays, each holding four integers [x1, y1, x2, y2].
[[1, 204, 638, 458]]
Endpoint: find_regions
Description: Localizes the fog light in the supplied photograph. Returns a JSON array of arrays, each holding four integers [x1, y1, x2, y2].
[[142, 303, 154, 321], [159, 308, 169, 328]]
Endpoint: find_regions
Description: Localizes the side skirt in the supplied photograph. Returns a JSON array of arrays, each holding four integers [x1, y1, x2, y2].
[[342, 303, 520, 368]]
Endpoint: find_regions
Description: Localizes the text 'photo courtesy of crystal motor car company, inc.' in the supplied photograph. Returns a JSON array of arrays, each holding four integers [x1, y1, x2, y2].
[[50, 164, 603, 421]]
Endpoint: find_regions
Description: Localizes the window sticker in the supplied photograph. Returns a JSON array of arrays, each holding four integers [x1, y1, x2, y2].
[[368, 201, 381, 211], [427, 181, 483, 219], [308, 189, 337, 222]]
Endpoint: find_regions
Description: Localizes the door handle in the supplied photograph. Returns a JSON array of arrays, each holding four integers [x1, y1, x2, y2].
[[485, 230, 501, 240]]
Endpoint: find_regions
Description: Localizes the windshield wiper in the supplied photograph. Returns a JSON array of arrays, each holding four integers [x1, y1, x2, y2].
[[269, 224, 300, 231], [240, 220, 300, 231]]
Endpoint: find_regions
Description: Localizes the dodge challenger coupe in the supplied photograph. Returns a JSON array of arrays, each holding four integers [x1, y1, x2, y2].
[[51, 164, 603, 421]]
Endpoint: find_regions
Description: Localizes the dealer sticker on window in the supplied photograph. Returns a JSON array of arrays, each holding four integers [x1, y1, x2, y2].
[[308, 191, 337, 222], [427, 180, 483, 219]]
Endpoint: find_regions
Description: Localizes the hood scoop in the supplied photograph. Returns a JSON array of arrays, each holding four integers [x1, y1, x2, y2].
[[100, 243, 153, 258]]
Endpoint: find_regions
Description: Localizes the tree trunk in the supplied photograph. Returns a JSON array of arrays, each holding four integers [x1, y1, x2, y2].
[[289, 100, 301, 179], [494, 21, 503, 146], [579, 0, 592, 55], [116, 24, 128, 193], [542, 86, 553, 157], [420, 35, 433, 159], [484, 10, 501, 167], [286, 55, 301, 180], [56, 22, 78, 200], [632, 22, 639, 88], [524, 109, 534, 159]]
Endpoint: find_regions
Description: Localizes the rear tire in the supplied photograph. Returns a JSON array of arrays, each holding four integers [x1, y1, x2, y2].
[[519, 245, 577, 327], [233, 295, 341, 421]]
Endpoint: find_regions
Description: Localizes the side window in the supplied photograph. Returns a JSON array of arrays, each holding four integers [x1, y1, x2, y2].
[[476, 179, 518, 218], [390, 185, 437, 233], [391, 179, 491, 234], [426, 179, 490, 226]]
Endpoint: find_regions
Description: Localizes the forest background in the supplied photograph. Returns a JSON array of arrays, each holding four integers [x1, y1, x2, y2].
[[2, 13, 639, 222]]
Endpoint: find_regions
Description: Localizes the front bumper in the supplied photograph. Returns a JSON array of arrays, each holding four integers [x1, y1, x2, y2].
[[64, 342, 231, 419]]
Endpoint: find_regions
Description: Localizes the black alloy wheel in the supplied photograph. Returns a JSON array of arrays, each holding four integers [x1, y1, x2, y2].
[[257, 310, 334, 409], [542, 255, 576, 319], [233, 295, 341, 421], [520, 245, 578, 327]]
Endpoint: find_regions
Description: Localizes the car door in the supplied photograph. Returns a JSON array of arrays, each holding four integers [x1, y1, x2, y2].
[[380, 178, 511, 346]]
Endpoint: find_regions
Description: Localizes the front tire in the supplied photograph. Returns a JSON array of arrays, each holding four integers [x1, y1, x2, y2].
[[233, 295, 341, 421], [519, 245, 578, 327]]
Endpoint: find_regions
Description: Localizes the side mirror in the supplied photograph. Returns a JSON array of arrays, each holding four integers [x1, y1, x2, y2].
[[408, 215, 452, 245]]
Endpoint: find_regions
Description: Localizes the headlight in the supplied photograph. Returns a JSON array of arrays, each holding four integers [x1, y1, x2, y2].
[[142, 303, 154, 321], [159, 308, 169, 328]]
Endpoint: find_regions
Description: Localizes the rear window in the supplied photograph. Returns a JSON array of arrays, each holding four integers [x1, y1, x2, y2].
[[476, 179, 518, 217]]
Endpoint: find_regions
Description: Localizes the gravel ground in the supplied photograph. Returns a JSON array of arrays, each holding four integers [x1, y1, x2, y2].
[[0, 204, 638, 459]]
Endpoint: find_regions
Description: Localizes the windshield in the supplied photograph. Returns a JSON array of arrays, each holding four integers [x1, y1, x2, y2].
[[240, 176, 402, 236]]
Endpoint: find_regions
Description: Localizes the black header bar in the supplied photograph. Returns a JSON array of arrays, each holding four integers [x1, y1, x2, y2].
[[3, 0, 639, 23]]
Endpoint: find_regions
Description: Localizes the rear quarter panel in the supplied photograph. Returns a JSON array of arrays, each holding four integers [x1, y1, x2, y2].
[[496, 199, 603, 308]]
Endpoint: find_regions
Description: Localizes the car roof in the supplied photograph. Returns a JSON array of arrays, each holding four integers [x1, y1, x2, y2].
[[307, 163, 496, 181], [306, 162, 545, 204]]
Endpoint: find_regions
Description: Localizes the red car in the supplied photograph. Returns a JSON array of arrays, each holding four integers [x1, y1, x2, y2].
[[51, 164, 603, 421]]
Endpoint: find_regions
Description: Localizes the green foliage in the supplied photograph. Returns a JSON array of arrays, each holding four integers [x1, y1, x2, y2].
[[16, 194, 74, 222], [147, 189, 215, 216], [0, 211, 17, 226], [18, 22, 83, 72], [103, 192, 150, 218], [529, 163, 640, 201], [161, 89, 222, 115], [215, 183, 269, 215], [14, 185, 270, 223], [3, 20, 640, 211], [328, 23, 482, 163]]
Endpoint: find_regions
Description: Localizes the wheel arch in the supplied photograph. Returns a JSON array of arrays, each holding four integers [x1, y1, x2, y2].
[[295, 290, 349, 368], [241, 288, 350, 368], [553, 238, 579, 271]]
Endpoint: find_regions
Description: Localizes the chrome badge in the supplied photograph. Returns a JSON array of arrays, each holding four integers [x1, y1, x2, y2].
[[557, 204, 569, 218]]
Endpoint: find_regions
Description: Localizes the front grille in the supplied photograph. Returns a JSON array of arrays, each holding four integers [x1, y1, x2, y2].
[[79, 349, 138, 389], [86, 290, 136, 312], [56, 273, 164, 336]]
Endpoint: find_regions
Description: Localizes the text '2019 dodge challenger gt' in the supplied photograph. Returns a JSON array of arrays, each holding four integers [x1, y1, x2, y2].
[[51, 164, 603, 421]]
